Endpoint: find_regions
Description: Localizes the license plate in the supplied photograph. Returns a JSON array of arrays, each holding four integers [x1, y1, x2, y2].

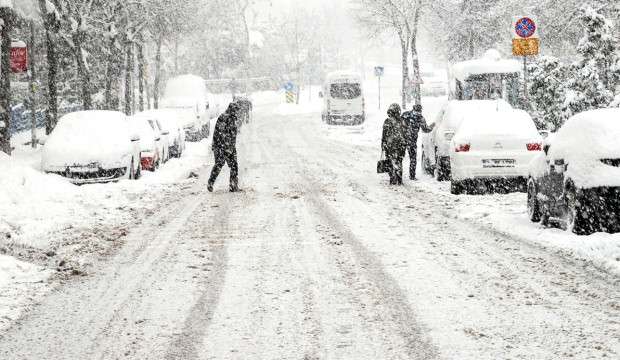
[[482, 159, 515, 168]]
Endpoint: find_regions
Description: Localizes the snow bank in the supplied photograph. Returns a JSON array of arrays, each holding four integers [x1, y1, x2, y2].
[[549, 108, 620, 188], [0, 255, 50, 332]]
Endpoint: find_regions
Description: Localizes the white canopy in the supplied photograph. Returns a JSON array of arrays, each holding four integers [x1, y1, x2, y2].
[[451, 49, 522, 82]]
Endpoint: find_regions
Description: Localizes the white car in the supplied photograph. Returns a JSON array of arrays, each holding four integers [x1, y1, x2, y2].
[[136, 109, 185, 158], [42, 111, 141, 184], [134, 113, 170, 164], [527, 108, 620, 235], [130, 116, 162, 172], [421, 100, 513, 181], [449, 108, 543, 195]]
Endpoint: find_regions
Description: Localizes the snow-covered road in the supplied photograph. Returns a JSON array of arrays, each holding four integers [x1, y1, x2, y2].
[[0, 101, 618, 359]]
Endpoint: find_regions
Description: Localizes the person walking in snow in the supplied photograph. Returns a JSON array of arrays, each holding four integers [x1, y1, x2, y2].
[[381, 103, 407, 185], [208, 102, 240, 192], [402, 104, 435, 180]]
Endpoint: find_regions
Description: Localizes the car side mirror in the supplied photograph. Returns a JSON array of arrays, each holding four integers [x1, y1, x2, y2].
[[162, 131, 170, 136], [131, 134, 140, 142], [319, 91, 324, 98]]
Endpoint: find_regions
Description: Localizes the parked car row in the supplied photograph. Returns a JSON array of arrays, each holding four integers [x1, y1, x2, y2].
[[421, 102, 620, 235], [42, 109, 188, 185]]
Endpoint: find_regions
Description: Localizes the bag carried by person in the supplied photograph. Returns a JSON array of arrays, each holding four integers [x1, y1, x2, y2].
[[377, 150, 391, 174]]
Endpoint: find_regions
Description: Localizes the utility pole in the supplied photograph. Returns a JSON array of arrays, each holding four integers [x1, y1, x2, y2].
[[0, 5, 12, 155], [29, 20, 37, 148]]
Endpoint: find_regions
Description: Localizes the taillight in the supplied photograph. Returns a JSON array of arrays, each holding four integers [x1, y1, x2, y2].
[[455, 144, 470, 152], [527, 143, 542, 151]]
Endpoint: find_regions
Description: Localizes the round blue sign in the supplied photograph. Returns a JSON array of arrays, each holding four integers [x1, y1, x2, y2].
[[515, 17, 536, 39], [284, 82, 294, 91]]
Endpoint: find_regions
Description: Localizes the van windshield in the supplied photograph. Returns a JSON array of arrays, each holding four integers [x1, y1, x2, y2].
[[330, 83, 362, 99]]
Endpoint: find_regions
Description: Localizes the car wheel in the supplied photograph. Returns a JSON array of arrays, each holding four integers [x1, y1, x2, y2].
[[564, 185, 593, 235], [129, 158, 136, 180], [135, 155, 142, 179], [434, 158, 448, 182], [421, 150, 433, 175], [527, 178, 541, 222]]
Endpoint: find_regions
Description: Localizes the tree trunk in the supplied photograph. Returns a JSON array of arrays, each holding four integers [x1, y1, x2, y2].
[[124, 41, 133, 115], [38, 0, 59, 135], [0, 8, 13, 155], [104, 36, 118, 110], [400, 38, 409, 109], [137, 41, 145, 112], [29, 21, 38, 149], [153, 33, 163, 109], [410, 7, 422, 107], [74, 28, 92, 110]]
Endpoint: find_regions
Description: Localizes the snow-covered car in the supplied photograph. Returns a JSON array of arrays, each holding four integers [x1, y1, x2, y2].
[[161, 74, 211, 141], [421, 100, 513, 181], [527, 108, 620, 235], [134, 112, 170, 164], [449, 107, 542, 195], [42, 111, 141, 184], [130, 116, 162, 172], [136, 109, 185, 158]]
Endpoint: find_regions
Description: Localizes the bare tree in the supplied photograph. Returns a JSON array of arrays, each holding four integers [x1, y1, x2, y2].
[[355, 0, 424, 108]]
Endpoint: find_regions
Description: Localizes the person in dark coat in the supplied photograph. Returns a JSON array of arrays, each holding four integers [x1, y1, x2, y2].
[[208, 103, 240, 192], [402, 104, 435, 180], [381, 103, 407, 185]]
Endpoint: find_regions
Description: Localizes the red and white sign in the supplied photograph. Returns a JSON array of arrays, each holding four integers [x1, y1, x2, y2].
[[512, 16, 539, 39], [10, 40, 28, 73]]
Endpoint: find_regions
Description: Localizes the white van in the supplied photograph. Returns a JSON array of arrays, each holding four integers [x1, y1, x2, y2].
[[320, 72, 365, 125], [161, 74, 211, 142]]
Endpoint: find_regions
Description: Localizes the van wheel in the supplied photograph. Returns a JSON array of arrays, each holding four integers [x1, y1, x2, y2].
[[135, 155, 142, 179], [527, 178, 541, 222]]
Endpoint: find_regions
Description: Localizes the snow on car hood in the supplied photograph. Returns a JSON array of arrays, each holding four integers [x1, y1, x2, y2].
[[42, 111, 133, 169], [550, 108, 620, 188]]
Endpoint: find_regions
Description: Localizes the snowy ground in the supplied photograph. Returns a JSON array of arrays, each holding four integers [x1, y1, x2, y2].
[[0, 129, 211, 331], [0, 91, 617, 359]]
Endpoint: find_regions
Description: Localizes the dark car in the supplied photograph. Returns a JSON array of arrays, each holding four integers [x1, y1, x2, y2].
[[527, 108, 620, 235]]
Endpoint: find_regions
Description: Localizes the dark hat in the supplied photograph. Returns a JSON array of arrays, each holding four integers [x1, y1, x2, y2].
[[387, 103, 401, 118]]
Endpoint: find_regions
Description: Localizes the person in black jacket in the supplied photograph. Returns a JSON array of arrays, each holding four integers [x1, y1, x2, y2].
[[208, 103, 240, 192], [381, 103, 407, 185], [402, 104, 435, 180]]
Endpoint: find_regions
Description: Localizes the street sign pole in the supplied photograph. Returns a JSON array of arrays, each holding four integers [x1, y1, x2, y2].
[[512, 16, 539, 107], [378, 75, 381, 110], [374, 66, 384, 110]]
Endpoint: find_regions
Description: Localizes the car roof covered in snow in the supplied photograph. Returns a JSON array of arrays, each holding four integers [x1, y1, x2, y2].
[[551, 108, 620, 160], [455, 108, 539, 139], [440, 100, 514, 130], [163, 74, 207, 100], [451, 49, 521, 82]]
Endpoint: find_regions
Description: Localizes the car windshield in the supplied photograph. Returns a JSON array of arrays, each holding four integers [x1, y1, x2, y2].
[[330, 83, 361, 99]]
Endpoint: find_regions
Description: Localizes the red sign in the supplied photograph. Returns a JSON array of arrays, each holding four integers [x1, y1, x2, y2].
[[10, 42, 28, 73]]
